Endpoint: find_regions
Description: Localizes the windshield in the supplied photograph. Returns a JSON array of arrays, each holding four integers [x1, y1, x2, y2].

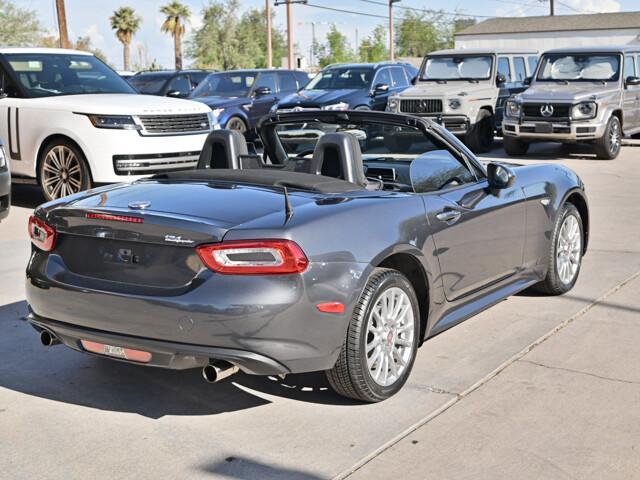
[[191, 72, 257, 98], [5, 53, 136, 97], [537, 54, 621, 82], [128, 74, 170, 94], [420, 55, 493, 81], [305, 68, 374, 90]]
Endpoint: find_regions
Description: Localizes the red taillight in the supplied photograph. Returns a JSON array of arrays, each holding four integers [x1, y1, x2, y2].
[[196, 240, 309, 275], [86, 212, 144, 224], [28, 215, 57, 252]]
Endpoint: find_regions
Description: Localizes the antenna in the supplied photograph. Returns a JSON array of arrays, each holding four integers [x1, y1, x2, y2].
[[282, 186, 294, 224]]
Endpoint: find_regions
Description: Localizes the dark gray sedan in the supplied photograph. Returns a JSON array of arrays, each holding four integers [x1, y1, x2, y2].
[[0, 141, 9, 222], [25, 111, 588, 402]]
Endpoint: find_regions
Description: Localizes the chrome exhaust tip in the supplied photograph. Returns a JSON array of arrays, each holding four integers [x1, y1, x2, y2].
[[40, 330, 60, 347], [202, 361, 240, 383]]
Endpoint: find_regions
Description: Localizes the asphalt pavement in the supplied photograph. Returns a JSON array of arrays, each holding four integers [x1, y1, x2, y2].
[[0, 140, 638, 480]]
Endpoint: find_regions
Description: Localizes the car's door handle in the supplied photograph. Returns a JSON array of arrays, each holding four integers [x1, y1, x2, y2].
[[436, 209, 462, 223]]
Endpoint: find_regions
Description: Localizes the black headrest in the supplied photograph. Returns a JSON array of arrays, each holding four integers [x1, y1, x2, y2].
[[197, 130, 248, 170], [309, 133, 366, 186]]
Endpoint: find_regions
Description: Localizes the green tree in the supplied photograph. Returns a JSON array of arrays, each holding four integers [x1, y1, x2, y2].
[[74, 36, 109, 64], [317, 25, 355, 68], [0, 0, 42, 46], [110, 6, 142, 71], [396, 10, 449, 58], [359, 25, 388, 63], [160, 1, 190, 70]]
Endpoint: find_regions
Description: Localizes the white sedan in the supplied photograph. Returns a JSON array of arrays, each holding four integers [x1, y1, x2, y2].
[[0, 48, 214, 201]]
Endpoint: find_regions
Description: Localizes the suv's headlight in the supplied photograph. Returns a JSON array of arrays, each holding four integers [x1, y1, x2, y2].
[[571, 102, 597, 120], [0, 145, 6, 170], [505, 100, 521, 118], [387, 97, 399, 112], [322, 102, 349, 111], [448, 98, 461, 110], [86, 114, 141, 130]]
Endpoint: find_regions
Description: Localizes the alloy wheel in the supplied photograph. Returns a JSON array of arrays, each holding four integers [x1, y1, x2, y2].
[[42, 145, 84, 200], [226, 117, 247, 133], [556, 214, 582, 285], [609, 120, 621, 155], [365, 286, 415, 387]]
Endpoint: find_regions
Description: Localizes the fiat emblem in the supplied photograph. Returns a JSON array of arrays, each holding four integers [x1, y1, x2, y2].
[[540, 104, 554, 118], [128, 201, 151, 210]]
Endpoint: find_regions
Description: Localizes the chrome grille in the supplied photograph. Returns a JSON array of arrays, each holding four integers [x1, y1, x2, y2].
[[522, 103, 571, 121], [138, 114, 210, 135], [399, 99, 443, 114]]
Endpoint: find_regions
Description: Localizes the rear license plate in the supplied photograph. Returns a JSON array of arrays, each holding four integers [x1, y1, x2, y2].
[[80, 339, 152, 363], [534, 123, 553, 133]]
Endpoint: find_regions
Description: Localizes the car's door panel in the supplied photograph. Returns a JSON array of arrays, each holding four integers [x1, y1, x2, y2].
[[623, 55, 639, 130], [426, 180, 527, 302], [248, 72, 279, 127]]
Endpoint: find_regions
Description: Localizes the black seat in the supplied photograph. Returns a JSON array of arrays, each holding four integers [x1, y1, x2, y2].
[[197, 130, 248, 170], [307, 133, 367, 186]]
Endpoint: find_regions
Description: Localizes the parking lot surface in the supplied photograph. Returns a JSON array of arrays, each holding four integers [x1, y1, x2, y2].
[[1, 141, 639, 479]]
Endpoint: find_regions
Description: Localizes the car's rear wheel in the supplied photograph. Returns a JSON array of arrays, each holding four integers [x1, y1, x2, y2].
[[464, 109, 495, 153], [225, 116, 248, 134], [326, 268, 420, 402], [532, 203, 583, 295], [503, 135, 530, 156], [39, 139, 91, 201], [594, 115, 621, 160]]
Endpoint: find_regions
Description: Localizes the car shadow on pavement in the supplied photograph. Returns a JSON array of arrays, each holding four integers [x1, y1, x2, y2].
[[10, 185, 45, 209], [198, 456, 325, 480], [0, 301, 356, 418], [483, 139, 606, 161]]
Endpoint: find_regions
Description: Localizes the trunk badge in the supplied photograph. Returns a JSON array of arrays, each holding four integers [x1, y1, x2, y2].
[[129, 201, 151, 210], [164, 234, 195, 245]]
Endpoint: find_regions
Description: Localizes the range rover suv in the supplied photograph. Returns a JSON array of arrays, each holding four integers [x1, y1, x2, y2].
[[503, 46, 640, 159], [386, 49, 538, 152], [0, 48, 213, 201]]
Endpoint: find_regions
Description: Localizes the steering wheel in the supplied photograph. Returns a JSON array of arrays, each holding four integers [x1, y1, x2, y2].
[[438, 177, 464, 190]]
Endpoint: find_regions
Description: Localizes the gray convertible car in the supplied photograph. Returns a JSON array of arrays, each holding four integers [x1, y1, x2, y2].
[[25, 111, 588, 402]]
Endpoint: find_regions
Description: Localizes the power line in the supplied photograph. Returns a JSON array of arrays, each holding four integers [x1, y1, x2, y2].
[[308, 1, 496, 20], [355, 0, 496, 18]]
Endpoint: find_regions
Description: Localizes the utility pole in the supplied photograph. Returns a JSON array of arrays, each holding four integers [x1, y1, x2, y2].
[[266, 0, 273, 68], [275, 0, 307, 70], [55, 0, 71, 49], [549, 0, 555, 16], [389, 1, 400, 61]]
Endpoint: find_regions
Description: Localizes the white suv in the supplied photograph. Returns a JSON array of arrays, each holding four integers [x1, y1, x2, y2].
[[0, 48, 214, 200]]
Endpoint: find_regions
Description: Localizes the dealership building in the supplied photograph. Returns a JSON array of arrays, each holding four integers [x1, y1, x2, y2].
[[455, 11, 640, 51]]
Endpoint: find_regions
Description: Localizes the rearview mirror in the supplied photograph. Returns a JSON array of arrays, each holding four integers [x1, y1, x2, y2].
[[626, 76, 640, 87], [372, 83, 390, 96], [496, 74, 507, 86], [166, 90, 183, 97], [254, 86, 272, 97], [487, 162, 516, 189]]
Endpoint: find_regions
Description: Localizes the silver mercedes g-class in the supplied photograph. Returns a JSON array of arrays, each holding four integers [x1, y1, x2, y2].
[[386, 48, 538, 152], [503, 46, 640, 159]]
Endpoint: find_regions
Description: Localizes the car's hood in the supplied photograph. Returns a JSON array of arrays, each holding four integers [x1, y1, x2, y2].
[[191, 96, 250, 109], [395, 82, 493, 98], [278, 89, 360, 108], [24, 93, 211, 115], [516, 83, 618, 103]]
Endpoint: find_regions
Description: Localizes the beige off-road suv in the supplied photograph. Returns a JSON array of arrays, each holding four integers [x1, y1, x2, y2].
[[503, 46, 640, 160], [386, 48, 538, 153]]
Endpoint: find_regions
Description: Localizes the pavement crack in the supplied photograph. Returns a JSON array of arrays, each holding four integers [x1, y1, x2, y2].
[[519, 359, 640, 386], [409, 384, 461, 396]]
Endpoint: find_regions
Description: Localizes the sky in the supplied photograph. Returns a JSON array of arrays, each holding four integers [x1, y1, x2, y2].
[[14, 0, 640, 70]]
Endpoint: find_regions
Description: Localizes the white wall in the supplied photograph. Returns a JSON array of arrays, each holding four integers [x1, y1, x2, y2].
[[455, 29, 640, 52]]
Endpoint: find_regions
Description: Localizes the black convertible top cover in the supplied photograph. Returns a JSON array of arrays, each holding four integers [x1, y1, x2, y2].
[[151, 169, 365, 193]]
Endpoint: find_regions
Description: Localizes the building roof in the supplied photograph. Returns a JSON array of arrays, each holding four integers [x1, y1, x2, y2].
[[457, 11, 640, 36], [429, 48, 537, 56]]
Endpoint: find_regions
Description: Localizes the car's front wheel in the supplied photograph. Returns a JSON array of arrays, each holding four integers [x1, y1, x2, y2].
[[225, 116, 248, 134], [503, 135, 530, 156], [39, 139, 92, 201], [594, 115, 621, 160], [326, 268, 420, 402], [464, 109, 495, 153]]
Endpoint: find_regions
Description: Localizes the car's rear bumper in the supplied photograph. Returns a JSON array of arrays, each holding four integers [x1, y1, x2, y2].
[[26, 250, 368, 375]]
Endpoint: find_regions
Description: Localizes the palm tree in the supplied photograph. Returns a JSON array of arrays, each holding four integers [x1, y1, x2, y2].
[[160, 1, 191, 70], [110, 6, 142, 71]]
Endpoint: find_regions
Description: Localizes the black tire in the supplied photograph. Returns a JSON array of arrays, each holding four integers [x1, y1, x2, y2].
[[503, 135, 530, 156], [326, 268, 421, 402], [532, 203, 583, 295], [593, 115, 621, 160], [225, 116, 248, 134], [38, 138, 92, 202], [464, 109, 495, 153]]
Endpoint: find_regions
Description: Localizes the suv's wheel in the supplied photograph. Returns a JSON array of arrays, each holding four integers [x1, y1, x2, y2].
[[532, 203, 583, 295], [39, 139, 91, 201], [464, 109, 495, 153], [503, 135, 530, 156], [594, 115, 621, 160], [225, 116, 248, 134], [326, 268, 420, 402]]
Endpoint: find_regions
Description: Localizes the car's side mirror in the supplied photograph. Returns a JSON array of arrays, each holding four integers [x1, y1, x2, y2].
[[372, 83, 390, 96], [166, 90, 183, 97], [487, 162, 516, 189], [496, 74, 507, 86], [410, 75, 418, 85], [254, 86, 272, 97], [625, 76, 640, 87], [523, 76, 532, 86]]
